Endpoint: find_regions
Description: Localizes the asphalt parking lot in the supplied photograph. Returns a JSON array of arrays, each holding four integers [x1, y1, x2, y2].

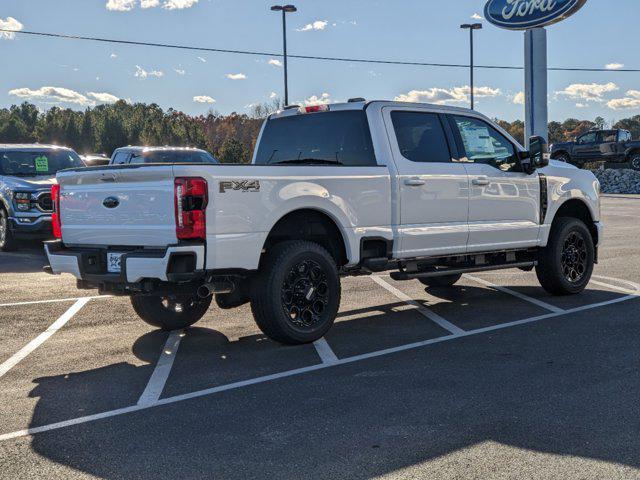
[[0, 195, 639, 480]]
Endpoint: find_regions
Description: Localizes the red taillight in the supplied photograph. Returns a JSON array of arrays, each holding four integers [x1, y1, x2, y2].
[[51, 184, 62, 239], [174, 177, 208, 240]]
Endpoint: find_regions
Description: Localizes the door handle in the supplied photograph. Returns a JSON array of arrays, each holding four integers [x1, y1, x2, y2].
[[99, 174, 117, 183], [404, 178, 426, 187], [472, 177, 490, 186]]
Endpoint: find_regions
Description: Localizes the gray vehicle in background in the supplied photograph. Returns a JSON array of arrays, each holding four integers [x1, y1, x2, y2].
[[109, 146, 219, 165], [0, 144, 84, 250]]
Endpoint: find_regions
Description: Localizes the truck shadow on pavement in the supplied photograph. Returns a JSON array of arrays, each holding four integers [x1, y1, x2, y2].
[[0, 241, 48, 274], [23, 295, 640, 479]]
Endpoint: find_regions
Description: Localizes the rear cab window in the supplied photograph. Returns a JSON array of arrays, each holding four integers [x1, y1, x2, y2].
[[131, 151, 218, 164], [0, 150, 84, 176], [254, 110, 377, 166]]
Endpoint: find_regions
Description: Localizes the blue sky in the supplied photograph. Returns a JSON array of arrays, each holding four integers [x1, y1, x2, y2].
[[0, 0, 638, 122]]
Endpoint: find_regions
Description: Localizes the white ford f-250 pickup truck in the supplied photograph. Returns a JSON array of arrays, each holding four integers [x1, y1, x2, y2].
[[45, 100, 603, 344]]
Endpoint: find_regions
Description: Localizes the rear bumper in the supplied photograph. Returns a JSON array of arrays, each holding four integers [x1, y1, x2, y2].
[[44, 241, 205, 284]]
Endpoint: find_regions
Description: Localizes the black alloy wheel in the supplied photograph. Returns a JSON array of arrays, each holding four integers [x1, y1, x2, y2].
[[560, 231, 588, 284], [281, 259, 330, 330]]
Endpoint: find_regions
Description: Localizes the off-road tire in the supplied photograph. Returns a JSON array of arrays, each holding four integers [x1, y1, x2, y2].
[[250, 240, 341, 345], [536, 217, 594, 295], [131, 293, 212, 330], [0, 208, 17, 252], [555, 153, 571, 164], [418, 273, 462, 288]]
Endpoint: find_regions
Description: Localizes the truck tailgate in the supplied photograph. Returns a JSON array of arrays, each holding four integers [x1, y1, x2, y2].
[[57, 166, 178, 247]]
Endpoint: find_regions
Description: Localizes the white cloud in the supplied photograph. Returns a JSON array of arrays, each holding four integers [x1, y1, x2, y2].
[[110, 53, 118, 59], [512, 91, 525, 105], [575, 103, 588, 108], [106, 0, 135, 11], [163, 0, 198, 9], [605, 63, 624, 70], [9, 86, 119, 106], [0, 17, 23, 39], [269, 91, 278, 99], [607, 90, 640, 110], [106, 0, 197, 10], [174, 68, 186, 75], [471, 13, 483, 20], [197, 56, 206, 63], [556, 82, 618, 102], [296, 20, 328, 32], [394, 86, 501, 105], [193, 95, 215, 104], [134, 65, 164, 78], [268, 59, 283, 68], [301, 93, 332, 105], [226, 73, 246, 80], [87, 92, 120, 103]]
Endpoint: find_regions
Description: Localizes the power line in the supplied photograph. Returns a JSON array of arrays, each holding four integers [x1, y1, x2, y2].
[[2, 28, 640, 73]]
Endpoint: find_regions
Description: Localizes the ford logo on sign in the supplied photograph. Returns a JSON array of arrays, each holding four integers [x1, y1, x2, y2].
[[484, 0, 587, 30]]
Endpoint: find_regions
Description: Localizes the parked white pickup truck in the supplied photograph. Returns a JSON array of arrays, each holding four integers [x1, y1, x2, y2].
[[45, 100, 603, 344]]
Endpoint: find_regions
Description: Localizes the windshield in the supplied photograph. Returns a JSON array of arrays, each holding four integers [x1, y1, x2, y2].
[[0, 150, 84, 176], [130, 151, 219, 164], [254, 110, 376, 166]]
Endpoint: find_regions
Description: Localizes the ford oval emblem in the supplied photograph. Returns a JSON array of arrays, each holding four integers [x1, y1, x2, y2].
[[484, 0, 587, 30], [102, 196, 120, 209]]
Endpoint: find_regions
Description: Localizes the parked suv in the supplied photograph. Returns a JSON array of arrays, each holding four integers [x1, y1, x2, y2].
[[550, 129, 640, 170], [109, 146, 219, 165], [0, 144, 84, 250]]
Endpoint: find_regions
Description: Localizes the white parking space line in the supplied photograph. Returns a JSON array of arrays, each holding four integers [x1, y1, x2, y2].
[[591, 275, 640, 295], [0, 295, 110, 308], [2, 287, 637, 442], [137, 330, 185, 406], [0, 297, 91, 380], [371, 275, 466, 336], [464, 274, 564, 313], [313, 338, 339, 364]]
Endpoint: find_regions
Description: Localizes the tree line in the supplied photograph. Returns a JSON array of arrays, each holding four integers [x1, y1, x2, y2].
[[0, 101, 265, 164], [1, 101, 639, 163]]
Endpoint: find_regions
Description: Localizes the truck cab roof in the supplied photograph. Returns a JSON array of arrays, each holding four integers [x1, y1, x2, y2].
[[269, 100, 487, 119]]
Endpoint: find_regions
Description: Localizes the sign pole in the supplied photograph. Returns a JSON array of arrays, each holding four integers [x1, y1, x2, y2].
[[524, 27, 548, 148]]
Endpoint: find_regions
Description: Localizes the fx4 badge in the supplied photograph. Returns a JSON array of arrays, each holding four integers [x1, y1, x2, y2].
[[219, 180, 261, 193]]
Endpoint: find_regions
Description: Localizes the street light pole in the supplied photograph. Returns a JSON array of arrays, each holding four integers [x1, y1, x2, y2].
[[271, 4, 297, 106], [460, 23, 482, 110]]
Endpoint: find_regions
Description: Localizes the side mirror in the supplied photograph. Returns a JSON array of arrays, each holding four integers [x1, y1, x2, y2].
[[522, 136, 548, 173]]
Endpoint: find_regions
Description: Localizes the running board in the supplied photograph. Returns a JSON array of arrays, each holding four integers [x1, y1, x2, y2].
[[389, 261, 537, 281]]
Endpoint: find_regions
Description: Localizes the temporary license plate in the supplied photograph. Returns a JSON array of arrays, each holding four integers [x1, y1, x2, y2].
[[107, 252, 123, 273]]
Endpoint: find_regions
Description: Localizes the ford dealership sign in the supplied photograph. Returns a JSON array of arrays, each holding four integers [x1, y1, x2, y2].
[[484, 0, 587, 30]]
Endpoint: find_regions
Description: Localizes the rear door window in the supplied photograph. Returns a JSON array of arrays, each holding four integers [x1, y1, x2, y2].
[[254, 110, 377, 166], [390, 112, 451, 163]]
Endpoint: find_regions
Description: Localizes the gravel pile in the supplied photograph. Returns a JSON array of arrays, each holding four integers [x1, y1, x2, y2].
[[593, 168, 640, 194]]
